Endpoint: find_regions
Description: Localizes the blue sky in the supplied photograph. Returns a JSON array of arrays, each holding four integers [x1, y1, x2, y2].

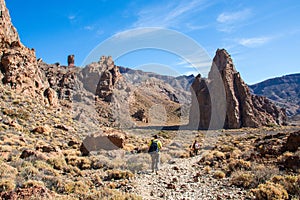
[[5, 0, 300, 84]]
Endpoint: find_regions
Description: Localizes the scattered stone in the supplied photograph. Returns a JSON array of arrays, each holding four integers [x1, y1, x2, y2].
[[31, 126, 51, 134], [166, 183, 176, 189], [282, 130, 300, 152], [20, 149, 36, 159], [54, 124, 74, 132]]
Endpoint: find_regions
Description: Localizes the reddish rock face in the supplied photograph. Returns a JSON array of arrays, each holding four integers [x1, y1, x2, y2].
[[0, 0, 50, 100], [67, 54, 75, 67], [189, 49, 287, 129]]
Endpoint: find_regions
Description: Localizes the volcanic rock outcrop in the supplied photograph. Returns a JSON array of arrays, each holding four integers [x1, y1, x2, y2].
[[189, 49, 287, 129], [0, 0, 45, 97], [95, 56, 122, 102], [67, 54, 75, 67]]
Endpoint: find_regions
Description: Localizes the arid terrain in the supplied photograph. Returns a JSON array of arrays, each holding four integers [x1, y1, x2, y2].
[[0, 0, 300, 199]]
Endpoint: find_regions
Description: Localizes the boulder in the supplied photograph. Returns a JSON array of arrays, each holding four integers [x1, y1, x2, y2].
[[80, 129, 126, 156], [20, 149, 36, 159], [44, 87, 58, 106], [282, 130, 300, 152]]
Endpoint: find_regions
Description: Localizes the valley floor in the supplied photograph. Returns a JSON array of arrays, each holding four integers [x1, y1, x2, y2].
[[129, 152, 249, 199]]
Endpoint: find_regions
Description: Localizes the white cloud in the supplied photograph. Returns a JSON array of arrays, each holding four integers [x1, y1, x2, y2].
[[84, 26, 94, 31], [216, 9, 252, 33], [238, 36, 272, 47], [217, 9, 252, 24], [133, 0, 210, 28], [113, 28, 160, 40], [68, 15, 76, 20]]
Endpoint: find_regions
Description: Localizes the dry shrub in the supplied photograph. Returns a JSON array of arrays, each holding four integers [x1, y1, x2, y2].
[[220, 144, 236, 153], [213, 151, 226, 160], [47, 156, 67, 171], [62, 149, 81, 157], [90, 174, 103, 187], [160, 152, 172, 164], [200, 150, 225, 166], [22, 180, 45, 188], [231, 170, 254, 189], [213, 170, 225, 179], [34, 160, 59, 176], [169, 149, 189, 158], [0, 179, 15, 192], [230, 149, 242, 159], [251, 164, 279, 187], [228, 159, 251, 171], [19, 165, 39, 181], [90, 155, 113, 170], [106, 170, 134, 181], [0, 162, 17, 179], [63, 181, 75, 194], [251, 181, 289, 200], [125, 154, 150, 173], [203, 166, 211, 174], [66, 156, 91, 170], [73, 180, 90, 195], [272, 175, 300, 198]]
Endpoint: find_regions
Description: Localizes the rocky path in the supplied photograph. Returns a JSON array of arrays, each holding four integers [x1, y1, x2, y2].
[[130, 151, 249, 200]]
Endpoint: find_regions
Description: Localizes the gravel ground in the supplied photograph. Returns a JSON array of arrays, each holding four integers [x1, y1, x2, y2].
[[128, 151, 251, 200]]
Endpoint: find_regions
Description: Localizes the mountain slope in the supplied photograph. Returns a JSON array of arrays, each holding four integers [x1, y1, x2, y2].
[[249, 73, 300, 117]]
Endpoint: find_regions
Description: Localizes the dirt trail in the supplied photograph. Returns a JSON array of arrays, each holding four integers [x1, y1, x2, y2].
[[129, 151, 248, 200]]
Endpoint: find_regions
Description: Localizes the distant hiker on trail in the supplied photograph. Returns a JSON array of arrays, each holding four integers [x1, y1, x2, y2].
[[192, 140, 200, 156], [148, 135, 162, 174]]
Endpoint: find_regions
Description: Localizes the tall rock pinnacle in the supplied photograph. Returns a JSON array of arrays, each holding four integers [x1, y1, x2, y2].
[[0, 0, 20, 48], [189, 49, 287, 129], [0, 0, 46, 97]]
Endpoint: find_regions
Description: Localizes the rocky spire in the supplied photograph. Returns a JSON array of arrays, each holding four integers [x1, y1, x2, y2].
[[0, 0, 46, 97], [189, 49, 287, 129], [68, 55, 75, 67], [0, 0, 20, 48]]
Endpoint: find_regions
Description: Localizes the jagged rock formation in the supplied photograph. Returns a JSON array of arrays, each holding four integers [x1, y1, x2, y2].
[[0, 0, 45, 97], [67, 54, 75, 67], [95, 56, 122, 101], [189, 49, 287, 129], [39, 62, 81, 101]]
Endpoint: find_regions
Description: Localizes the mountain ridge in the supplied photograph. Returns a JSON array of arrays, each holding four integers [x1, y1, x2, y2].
[[249, 73, 300, 117]]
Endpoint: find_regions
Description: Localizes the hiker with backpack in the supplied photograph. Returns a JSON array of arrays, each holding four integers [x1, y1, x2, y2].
[[148, 135, 162, 174], [192, 140, 200, 156]]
